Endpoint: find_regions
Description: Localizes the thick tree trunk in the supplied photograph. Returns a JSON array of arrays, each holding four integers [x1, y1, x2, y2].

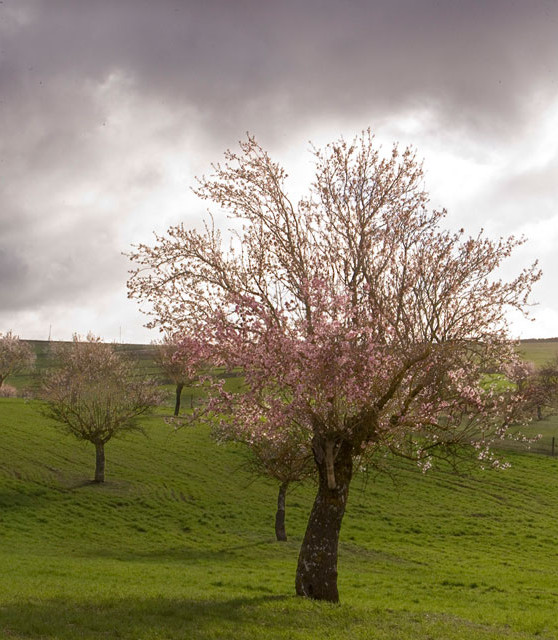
[[94, 442, 105, 483], [275, 481, 289, 542], [295, 439, 353, 603], [174, 383, 184, 417]]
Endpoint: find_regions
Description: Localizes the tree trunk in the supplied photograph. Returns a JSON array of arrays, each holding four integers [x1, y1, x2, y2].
[[295, 438, 353, 603], [275, 481, 289, 542], [94, 442, 105, 483], [537, 404, 543, 421], [174, 383, 184, 417]]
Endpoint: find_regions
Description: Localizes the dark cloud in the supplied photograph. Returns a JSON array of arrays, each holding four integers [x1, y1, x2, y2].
[[0, 203, 125, 312], [1, 0, 556, 338], [3, 0, 558, 140]]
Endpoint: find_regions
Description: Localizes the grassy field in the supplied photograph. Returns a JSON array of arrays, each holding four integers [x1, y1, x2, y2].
[[8, 338, 558, 388], [517, 339, 558, 367], [1, 396, 558, 639], [8, 340, 163, 393]]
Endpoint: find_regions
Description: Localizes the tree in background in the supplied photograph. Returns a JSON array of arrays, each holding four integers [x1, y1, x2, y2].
[[532, 355, 558, 420], [41, 334, 161, 483], [128, 131, 539, 602], [505, 356, 558, 421], [154, 334, 208, 416], [212, 415, 314, 541], [0, 331, 35, 389]]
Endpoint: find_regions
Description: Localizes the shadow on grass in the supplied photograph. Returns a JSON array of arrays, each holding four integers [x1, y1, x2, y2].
[[0, 594, 539, 640], [0, 594, 291, 640], [81, 538, 291, 564]]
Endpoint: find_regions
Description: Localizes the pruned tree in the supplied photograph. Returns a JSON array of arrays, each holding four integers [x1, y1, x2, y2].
[[41, 334, 162, 483], [128, 131, 540, 602], [154, 333, 208, 416], [0, 330, 35, 389]]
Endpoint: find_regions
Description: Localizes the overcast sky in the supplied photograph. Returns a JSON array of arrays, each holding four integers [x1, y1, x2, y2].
[[1, 0, 557, 343]]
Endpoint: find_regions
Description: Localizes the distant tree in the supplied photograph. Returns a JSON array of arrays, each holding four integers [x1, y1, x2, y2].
[[533, 355, 558, 420], [128, 131, 540, 602], [154, 334, 208, 416], [0, 331, 35, 389], [212, 415, 314, 541], [506, 357, 558, 421], [41, 334, 161, 483]]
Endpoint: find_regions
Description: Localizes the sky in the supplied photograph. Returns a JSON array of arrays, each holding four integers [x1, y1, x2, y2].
[[1, 0, 557, 343]]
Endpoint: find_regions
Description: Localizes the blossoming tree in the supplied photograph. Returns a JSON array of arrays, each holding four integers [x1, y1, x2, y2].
[[154, 333, 208, 416], [41, 334, 162, 483], [128, 131, 540, 602], [0, 330, 35, 389], [212, 411, 314, 541]]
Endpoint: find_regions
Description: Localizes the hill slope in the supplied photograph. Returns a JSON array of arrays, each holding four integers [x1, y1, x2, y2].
[[1, 398, 558, 639]]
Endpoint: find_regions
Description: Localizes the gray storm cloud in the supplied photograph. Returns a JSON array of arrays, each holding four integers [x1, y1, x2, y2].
[[3, 0, 557, 138], [1, 0, 557, 338]]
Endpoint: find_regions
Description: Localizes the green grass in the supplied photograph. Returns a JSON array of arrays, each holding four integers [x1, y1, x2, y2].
[[517, 339, 558, 367], [2, 398, 558, 639], [8, 338, 558, 391], [7, 340, 164, 393]]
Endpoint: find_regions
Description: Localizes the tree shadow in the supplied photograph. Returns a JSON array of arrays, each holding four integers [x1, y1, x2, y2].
[[81, 538, 291, 564], [0, 594, 291, 639]]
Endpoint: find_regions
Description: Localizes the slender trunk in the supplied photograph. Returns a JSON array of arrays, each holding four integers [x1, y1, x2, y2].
[[537, 404, 543, 421], [174, 383, 184, 417], [275, 481, 289, 542], [94, 442, 105, 483], [295, 439, 353, 603], [0, 374, 4, 388]]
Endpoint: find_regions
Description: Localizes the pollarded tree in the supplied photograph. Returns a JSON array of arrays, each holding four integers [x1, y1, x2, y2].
[[0, 330, 35, 388], [128, 131, 540, 602], [41, 334, 162, 483], [154, 333, 208, 416]]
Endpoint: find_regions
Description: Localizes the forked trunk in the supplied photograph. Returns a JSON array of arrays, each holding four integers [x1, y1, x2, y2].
[[295, 439, 353, 602], [94, 442, 105, 483], [174, 383, 184, 417], [275, 481, 289, 542]]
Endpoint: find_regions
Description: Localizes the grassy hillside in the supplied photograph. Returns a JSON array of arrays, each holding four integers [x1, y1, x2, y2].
[[1, 398, 558, 639], [517, 339, 558, 366], [7, 340, 162, 393]]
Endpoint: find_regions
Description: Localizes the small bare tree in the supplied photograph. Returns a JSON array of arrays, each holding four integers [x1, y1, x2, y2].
[[41, 334, 161, 482], [0, 331, 35, 389]]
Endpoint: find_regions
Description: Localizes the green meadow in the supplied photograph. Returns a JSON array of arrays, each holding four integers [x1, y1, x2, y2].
[[1, 339, 558, 639]]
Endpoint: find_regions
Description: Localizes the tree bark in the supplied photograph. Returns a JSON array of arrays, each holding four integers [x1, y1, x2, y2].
[[94, 442, 105, 483], [174, 383, 184, 417], [295, 438, 353, 602], [275, 481, 289, 542]]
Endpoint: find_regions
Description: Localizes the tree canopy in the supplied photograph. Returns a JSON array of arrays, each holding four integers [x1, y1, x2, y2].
[[41, 334, 161, 482], [128, 131, 540, 601], [0, 331, 35, 389]]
